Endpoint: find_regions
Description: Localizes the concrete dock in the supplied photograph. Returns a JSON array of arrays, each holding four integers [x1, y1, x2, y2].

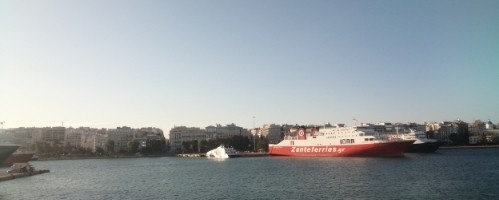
[[0, 169, 50, 182]]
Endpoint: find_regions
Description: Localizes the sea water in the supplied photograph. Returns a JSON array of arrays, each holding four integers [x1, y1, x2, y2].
[[1, 148, 499, 199]]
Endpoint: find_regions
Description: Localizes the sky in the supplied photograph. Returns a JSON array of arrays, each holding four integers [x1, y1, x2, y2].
[[1, 0, 498, 132]]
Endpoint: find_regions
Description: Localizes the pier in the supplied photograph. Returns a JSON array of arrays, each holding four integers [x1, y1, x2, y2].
[[176, 152, 268, 158], [0, 169, 50, 182], [176, 153, 205, 157]]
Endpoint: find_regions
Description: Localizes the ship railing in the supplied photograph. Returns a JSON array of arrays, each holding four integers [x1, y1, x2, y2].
[[284, 136, 299, 140]]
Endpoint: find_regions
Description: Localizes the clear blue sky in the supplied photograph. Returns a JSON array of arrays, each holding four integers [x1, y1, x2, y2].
[[1, 0, 498, 132]]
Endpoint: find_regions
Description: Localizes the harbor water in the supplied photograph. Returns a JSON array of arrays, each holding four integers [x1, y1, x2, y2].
[[1, 148, 499, 199]]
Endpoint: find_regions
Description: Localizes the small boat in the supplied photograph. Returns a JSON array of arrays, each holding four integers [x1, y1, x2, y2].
[[223, 146, 240, 158], [206, 145, 239, 158], [400, 129, 445, 153]]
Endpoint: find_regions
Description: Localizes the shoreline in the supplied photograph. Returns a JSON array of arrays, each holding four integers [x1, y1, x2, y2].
[[35, 154, 176, 161], [440, 145, 499, 149], [25, 146, 499, 161], [0, 169, 50, 182]]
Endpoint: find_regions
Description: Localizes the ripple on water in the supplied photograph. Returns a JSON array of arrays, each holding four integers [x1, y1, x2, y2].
[[1, 148, 499, 199]]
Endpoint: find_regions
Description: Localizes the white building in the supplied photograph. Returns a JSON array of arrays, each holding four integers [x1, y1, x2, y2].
[[32, 127, 66, 144], [205, 123, 250, 139], [259, 124, 287, 144], [135, 127, 165, 140], [107, 127, 134, 152], [169, 126, 206, 152]]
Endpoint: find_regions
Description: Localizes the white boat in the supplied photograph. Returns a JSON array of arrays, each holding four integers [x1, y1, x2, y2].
[[400, 129, 445, 153], [206, 145, 239, 159], [223, 146, 239, 158]]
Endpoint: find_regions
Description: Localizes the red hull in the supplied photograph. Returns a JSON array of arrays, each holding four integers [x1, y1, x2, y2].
[[3, 152, 35, 165], [268, 141, 414, 157]]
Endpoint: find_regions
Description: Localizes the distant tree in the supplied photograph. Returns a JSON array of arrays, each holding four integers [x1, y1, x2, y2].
[[30, 143, 36, 152], [63, 142, 73, 155], [449, 133, 459, 145], [146, 139, 165, 154], [128, 140, 140, 153], [105, 140, 115, 154], [199, 140, 210, 152], [449, 133, 467, 145], [492, 136, 499, 145], [181, 141, 194, 153], [256, 136, 269, 152], [118, 148, 127, 154], [165, 140, 170, 152], [35, 142, 47, 154], [227, 135, 251, 151], [479, 134, 488, 145], [95, 147, 104, 156]]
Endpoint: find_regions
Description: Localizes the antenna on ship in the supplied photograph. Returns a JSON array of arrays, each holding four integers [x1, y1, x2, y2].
[[353, 118, 358, 126], [0, 121, 4, 130]]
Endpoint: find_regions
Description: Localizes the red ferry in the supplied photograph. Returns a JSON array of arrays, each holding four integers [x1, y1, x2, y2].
[[268, 124, 415, 157]]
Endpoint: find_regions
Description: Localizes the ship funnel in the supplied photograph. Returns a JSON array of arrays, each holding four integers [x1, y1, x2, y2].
[[298, 128, 307, 140]]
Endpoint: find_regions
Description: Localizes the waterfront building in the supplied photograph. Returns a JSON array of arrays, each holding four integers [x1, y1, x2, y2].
[[468, 120, 485, 145], [65, 128, 83, 148], [468, 120, 486, 135], [372, 124, 386, 133], [169, 126, 206, 153], [134, 127, 164, 140], [258, 124, 289, 144], [425, 120, 469, 144], [483, 128, 499, 143], [2, 126, 165, 154], [426, 122, 454, 142], [107, 127, 134, 152], [485, 120, 496, 130], [133, 127, 165, 150], [0, 127, 40, 151], [65, 127, 105, 149], [79, 129, 108, 153], [205, 123, 250, 139], [469, 120, 499, 144], [377, 122, 393, 132], [32, 127, 66, 144]]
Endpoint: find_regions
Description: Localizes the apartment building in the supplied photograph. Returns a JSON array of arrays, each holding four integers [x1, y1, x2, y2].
[[169, 126, 206, 152], [107, 127, 134, 152], [205, 123, 250, 139]]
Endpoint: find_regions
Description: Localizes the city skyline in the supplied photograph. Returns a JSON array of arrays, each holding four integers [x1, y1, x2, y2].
[[1, 0, 498, 132]]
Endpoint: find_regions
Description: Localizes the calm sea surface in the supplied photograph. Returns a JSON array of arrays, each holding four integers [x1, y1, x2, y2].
[[2, 148, 499, 200]]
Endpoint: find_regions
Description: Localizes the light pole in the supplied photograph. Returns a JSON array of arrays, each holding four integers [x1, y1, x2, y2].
[[253, 116, 256, 152]]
